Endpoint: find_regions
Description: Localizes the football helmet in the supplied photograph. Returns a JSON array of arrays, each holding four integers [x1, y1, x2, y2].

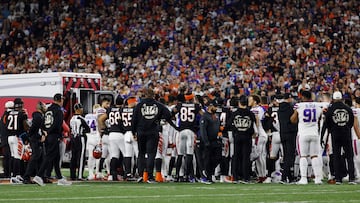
[[21, 145, 32, 161], [92, 144, 102, 159]]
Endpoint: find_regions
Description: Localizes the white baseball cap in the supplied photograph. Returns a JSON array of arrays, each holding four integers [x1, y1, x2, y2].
[[332, 91, 342, 100], [5, 101, 14, 109]]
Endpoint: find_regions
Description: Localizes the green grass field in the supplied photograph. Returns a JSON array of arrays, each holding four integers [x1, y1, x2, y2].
[[0, 181, 359, 203]]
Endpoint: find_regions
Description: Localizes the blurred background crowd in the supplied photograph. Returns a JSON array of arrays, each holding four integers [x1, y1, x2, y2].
[[0, 0, 360, 103]]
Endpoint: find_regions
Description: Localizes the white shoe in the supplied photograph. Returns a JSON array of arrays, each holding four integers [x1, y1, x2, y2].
[[16, 175, 24, 182], [107, 175, 113, 181], [165, 176, 174, 182], [221, 176, 233, 183], [10, 177, 23, 184], [263, 177, 272, 184], [57, 178, 72, 186], [87, 174, 95, 181], [297, 177, 308, 185], [33, 176, 45, 186], [314, 177, 322, 185], [96, 173, 104, 180], [342, 175, 349, 182]]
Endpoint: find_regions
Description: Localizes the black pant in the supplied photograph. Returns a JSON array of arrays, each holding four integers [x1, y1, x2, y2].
[[70, 136, 86, 180], [332, 133, 355, 182], [23, 138, 43, 181], [137, 132, 159, 180], [37, 135, 62, 179], [2, 143, 11, 177], [202, 140, 222, 180], [232, 134, 252, 181], [281, 133, 296, 182], [194, 141, 204, 179]]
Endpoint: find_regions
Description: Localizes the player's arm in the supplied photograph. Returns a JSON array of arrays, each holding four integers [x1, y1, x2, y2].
[[199, 115, 210, 146], [162, 104, 179, 130], [354, 116, 360, 139], [98, 113, 108, 137], [290, 110, 298, 124]]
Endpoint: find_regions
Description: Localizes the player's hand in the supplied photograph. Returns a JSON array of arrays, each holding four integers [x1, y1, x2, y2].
[[40, 135, 46, 142]]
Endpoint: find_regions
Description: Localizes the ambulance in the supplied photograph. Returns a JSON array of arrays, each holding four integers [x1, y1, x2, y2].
[[0, 72, 114, 122], [0, 72, 115, 163]]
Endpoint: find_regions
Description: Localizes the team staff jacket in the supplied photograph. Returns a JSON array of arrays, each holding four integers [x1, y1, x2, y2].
[[230, 108, 256, 136], [278, 102, 297, 134], [324, 102, 354, 136], [44, 103, 63, 138], [200, 112, 220, 146], [29, 111, 44, 140], [132, 98, 175, 135]]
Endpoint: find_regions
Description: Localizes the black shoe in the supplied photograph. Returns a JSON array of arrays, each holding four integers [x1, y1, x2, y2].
[[23, 179, 33, 184], [146, 179, 156, 184], [137, 177, 143, 183], [43, 178, 52, 184]]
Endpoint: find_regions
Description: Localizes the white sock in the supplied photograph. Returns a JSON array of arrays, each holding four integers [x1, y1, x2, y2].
[[299, 157, 308, 178], [311, 157, 322, 180]]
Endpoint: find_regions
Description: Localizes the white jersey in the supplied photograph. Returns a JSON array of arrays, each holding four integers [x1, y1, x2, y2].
[[251, 105, 267, 137], [85, 113, 98, 133], [294, 102, 324, 136], [352, 107, 360, 140]]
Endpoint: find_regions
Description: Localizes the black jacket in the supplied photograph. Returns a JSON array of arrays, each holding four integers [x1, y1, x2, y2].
[[324, 101, 354, 137], [200, 112, 220, 146], [29, 111, 44, 140], [132, 98, 174, 135], [44, 103, 63, 138], [278, 102, 298, 136], [230, 107, 256, 137]]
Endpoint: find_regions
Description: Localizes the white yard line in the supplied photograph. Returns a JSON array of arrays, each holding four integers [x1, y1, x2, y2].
[[0, 190, 358, 202]]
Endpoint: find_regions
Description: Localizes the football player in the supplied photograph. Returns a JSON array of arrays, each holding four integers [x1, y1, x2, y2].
[[352, 97, 360, 181], [215, 97, 232, 183], [264, 96, 282, 183], [107, 96, 125, 181], [122, 97, 138, 181], [97, 97, 111, 179], [1, 101, 14, 178], [85, 104, 101, 180], [6, 98, 29, 183], [249, 94, 268, 183], [291, 90, 324, 184], [173, 93, 201, 182]]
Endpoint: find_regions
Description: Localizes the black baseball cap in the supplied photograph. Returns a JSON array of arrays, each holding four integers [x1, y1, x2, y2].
[[284, 93, 292, 99], [53, 93, 64, 101], [74, 103, 83, 110]]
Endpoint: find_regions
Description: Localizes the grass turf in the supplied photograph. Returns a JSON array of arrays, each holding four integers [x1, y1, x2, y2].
[[0, 181, 359, 203]]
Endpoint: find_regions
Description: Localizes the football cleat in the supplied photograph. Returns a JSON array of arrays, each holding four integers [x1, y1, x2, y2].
[[296, 177, 308, 185]]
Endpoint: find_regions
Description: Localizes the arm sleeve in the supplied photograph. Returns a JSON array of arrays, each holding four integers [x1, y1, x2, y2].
[[29, 113, 41, 138], [79, 117, 90, 134], [131, 105, 139, 134], [199, 116, 209, 145]]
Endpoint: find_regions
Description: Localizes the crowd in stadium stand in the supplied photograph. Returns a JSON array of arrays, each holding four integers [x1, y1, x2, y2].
[[0, 0, 360, 101]]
